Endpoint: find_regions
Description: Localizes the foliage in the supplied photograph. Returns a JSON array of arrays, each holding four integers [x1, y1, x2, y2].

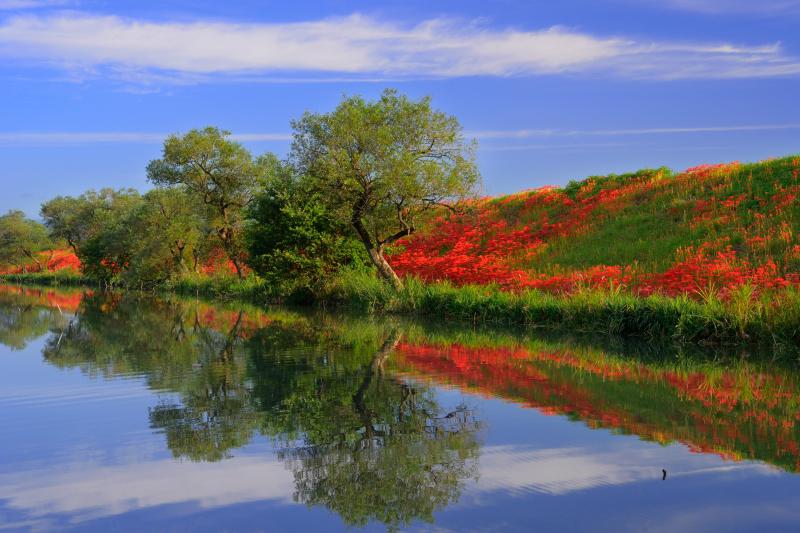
[[291, 89, 480, 288], [5, 94, 800, 345], [0, 210, 52, 271], [40, 195, 96, 253], [245, 164, 369, 296], [72, 189, 143, 282], [0, 269, 86, 286], [147, 127, 272, 278], [121, 188, 209, 285]]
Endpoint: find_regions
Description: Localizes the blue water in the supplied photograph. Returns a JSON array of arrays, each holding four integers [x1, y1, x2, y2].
[[1, 287, 799, 532]]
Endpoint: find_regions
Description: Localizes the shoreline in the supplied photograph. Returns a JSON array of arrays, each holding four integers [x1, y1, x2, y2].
[[3, 270, 800, 352]]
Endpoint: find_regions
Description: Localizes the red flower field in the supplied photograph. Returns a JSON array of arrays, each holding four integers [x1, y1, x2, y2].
[[389, 156, 800, 299]]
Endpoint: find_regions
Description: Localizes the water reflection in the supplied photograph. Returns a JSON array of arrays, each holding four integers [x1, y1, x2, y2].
[[16, 288, 481, 529], [0, 285, 71, 350], [2, 285, 800, 531], [395, 338, 800, 472]]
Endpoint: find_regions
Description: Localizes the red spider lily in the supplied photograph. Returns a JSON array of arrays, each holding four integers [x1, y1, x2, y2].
[[389, 159, 799, 299]]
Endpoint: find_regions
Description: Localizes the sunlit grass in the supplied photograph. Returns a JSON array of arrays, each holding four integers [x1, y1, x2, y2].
[[325, 269, 800, 348]]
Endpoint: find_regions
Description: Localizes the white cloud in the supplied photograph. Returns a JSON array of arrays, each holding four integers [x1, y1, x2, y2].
[[0, 13, 798, 84]]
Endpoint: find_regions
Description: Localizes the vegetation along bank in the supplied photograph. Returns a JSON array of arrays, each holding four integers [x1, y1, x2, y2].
[[2, 89, 800, 348]]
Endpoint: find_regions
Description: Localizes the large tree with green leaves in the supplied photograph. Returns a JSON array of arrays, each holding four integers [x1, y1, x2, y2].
[[245, 159, 369, 296], [147, 127, 269, 278], [291, 89, 480, 289], [69, 189, 143, 282], [122, 188, 208, 284], [40, 195, 93, 254], [40, 188, 142, 281], [0, 210, 53, 272]]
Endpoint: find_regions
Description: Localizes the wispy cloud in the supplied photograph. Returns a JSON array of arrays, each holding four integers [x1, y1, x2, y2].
[[2, 123, 798, 146], [0, 13, 798, 84], [0, 131, 291, 145], [648, 0, 800, 15], [471, 123, 800, 139], [0, 0, 72, 10]]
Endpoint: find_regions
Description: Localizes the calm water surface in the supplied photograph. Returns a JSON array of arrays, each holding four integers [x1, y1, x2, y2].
[[1, 285, 800, 532]]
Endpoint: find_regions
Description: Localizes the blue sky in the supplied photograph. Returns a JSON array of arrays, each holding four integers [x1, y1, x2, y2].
[[1, 0, 800, 217]]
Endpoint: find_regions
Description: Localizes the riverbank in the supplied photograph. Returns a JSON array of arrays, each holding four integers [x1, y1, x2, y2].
[[5, 269, 800, 350], [0, 270, 92, 287], [326, 270, 800, 349]]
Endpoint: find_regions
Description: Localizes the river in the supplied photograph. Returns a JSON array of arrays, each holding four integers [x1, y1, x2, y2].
[[1, 285, 799, 532]]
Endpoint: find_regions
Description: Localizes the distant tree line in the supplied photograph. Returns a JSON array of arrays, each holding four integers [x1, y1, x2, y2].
[[1, 90, 480, 292]]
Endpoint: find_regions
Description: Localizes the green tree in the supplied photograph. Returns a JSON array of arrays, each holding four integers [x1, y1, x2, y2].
[[291, 89, 480, 289], [0, 210, 52, 272], [146, 127, 269, 278], [72, 189, 142, 282], [40, 195, 94, 254], [245, 160, 368, 295], [40, 189, 142, 281], [122, 188, 207, 284]]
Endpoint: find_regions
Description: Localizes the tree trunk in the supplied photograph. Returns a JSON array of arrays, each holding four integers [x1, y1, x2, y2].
[[353, 329, 401, 418], [351, 213, 403, 290], [367, 247, 403, 290], [22, 249, 42, 272], [230, 255, 244, 279], [173, 242, 190, 273], [218, 225, 244, 279]]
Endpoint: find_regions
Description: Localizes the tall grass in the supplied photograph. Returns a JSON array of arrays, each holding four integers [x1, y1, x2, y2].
[[6, 265, 800, 349], [325, 270, 800, 348], [164, 272, 274, 302], [0, 270, 88, 286]]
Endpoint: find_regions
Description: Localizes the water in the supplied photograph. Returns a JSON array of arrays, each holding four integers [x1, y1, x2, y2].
[[1, 285, 800, 532]]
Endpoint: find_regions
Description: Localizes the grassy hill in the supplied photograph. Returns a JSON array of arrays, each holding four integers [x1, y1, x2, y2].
[[389, 155, 800, 300]]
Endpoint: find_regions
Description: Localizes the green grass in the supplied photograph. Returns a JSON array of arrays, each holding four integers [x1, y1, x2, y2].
[[6, 267, 800, 348], [324, 270, 800, 349], [163, 272, 274, 302], [504, 155, 800, 275], [0, 270, 89, 286]]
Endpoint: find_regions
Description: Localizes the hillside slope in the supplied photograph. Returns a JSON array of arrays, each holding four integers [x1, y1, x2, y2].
[[390, 155, 800, 298]]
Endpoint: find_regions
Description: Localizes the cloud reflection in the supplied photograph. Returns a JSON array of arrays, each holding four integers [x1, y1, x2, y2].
[[472, 444, 777, 497], [0, 454, 295, 527]]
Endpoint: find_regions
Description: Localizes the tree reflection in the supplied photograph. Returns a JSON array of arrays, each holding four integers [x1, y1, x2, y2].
[[0, 287, 68, 350], [36, 292, 482, 529], [258, 329, 481, 529], [149, 310, 262, 462], [19, 284, 800, 527]]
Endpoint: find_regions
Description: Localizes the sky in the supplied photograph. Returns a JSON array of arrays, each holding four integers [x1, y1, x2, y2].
[[1, 0, 800, 217]]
